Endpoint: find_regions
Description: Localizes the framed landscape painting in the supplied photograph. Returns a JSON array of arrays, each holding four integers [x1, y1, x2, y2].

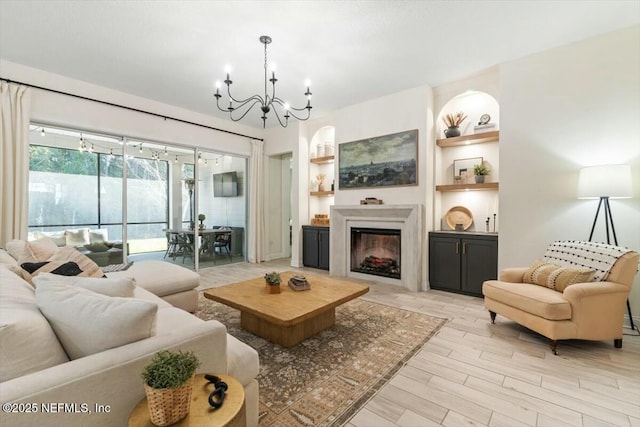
[[338, 129, 418, 190]]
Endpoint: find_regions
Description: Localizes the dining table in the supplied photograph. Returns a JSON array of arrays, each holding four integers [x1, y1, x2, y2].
[[164, 228, 233, 260]]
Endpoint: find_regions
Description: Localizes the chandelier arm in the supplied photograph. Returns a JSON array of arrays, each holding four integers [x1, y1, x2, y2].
[[271, 105, 289, 128], [226, 87, 265, 106], [272, 98, 312, 120], [227, 99, 264, 122], [272, 97, 311, 112], [281, 108, 310, 121]]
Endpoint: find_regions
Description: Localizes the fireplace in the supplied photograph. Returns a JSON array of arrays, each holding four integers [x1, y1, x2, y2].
[[350, 228, 401, 279], [330, 204, 422, 291]]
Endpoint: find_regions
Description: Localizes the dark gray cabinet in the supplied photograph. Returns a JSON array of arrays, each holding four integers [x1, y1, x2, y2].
[[302, 226, 330, 270], [429, 231, 498, 297]]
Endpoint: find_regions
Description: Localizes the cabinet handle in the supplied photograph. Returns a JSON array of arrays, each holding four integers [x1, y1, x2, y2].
[[455, 242, 459, 254], [462, 242, 467, 254]]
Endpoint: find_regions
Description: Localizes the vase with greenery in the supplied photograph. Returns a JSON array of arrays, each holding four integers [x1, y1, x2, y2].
[[473, 163, 490, 183], [141, 350, 200, 426], [198, 213, 206, 230], [443, 112, 467, 138], [264, 271, 282, 294]]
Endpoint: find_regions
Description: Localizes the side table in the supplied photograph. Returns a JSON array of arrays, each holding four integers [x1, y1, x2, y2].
[[128, 373, 246, 427]]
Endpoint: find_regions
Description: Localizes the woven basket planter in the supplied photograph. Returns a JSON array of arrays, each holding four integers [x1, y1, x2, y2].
[[144, 375, 194, 426], [265, 284, 281, 294]]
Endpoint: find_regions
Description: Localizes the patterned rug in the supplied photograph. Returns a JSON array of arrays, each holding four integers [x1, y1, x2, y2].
[[194, 294, 447, 427]]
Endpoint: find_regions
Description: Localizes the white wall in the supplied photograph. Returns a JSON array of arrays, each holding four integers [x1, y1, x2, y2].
[[198, 155, 247, 228], [333, 85, 433, 208], [315, 85, 435, 289], [263, 125, 298, 262], [1, 60, 260, 156], [499, 25, 640, 320]]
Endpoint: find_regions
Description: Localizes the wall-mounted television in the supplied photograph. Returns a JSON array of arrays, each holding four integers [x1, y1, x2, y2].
[[213, 171, 238, 197]]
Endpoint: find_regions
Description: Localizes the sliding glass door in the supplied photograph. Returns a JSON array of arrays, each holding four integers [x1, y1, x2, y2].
[[28, 123, 246, 270], [28, 125, 125, 266], [196, 150, 247, 268]]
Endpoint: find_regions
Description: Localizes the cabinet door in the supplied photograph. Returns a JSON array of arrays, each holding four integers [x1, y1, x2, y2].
[[461, 238, 498, 296], [429, 236, 461, 291], [318, 228, 330, 270], [302, 228, 319, 268]]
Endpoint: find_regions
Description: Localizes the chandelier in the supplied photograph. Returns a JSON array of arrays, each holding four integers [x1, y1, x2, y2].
[[214, 35, 312, 128]]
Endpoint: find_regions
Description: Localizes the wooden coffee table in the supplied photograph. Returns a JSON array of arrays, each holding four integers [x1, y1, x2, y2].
[[203, 271, 369, 347]]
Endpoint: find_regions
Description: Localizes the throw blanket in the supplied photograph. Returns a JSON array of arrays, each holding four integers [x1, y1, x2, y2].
[[543, 240, 631, 282]]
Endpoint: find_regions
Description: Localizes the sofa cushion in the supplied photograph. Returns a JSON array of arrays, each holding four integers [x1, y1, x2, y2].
[[6, 239, 37, 263], [0, 248, 18, 266], [34, 230, 67, 246], [84, 242, 109, 252], [36, 282, 158, 360], [21, 261, 84, 277], [65, 228, 90, 246], [27, 237, 60, 261], [107, 260, 199, 297], [226, 334, 260, 387], [524, 260, 595, 292], [483, 280, 572, 320], [49, 246, 104, 278], [89, 229, 109, 244], [33, 273, 136, 298], [0, 265, 70, 381]]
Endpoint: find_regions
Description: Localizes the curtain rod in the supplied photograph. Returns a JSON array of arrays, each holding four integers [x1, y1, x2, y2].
[[0, 77, 264, 141]]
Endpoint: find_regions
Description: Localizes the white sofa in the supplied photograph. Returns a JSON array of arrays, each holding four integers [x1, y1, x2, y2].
[[0, 246, 260, 427]]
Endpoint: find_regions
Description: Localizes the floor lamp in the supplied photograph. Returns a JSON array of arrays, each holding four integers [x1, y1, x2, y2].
[[578, 164, 634, 330]]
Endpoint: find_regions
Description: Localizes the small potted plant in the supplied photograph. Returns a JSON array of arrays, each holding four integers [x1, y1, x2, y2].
[[264, 271, 282, 294], [473, 163, 490, 183], [198, 213, 206, 230], [443, 112, 467, 138], [141, 350, 200, 426]]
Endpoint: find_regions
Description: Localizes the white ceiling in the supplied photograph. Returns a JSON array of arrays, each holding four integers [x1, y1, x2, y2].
[[1, 1, 639, 129]]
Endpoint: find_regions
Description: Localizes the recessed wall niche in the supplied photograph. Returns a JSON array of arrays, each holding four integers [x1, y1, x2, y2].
[[435, 91, 500, 233]]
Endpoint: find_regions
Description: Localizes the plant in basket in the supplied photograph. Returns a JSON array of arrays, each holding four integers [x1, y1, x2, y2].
[[141, 350, 200, 426], [264, 271, 282, 294]]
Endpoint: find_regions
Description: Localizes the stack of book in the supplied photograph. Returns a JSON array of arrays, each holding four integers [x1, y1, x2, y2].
[[288, 275, 310, 291], [311, 214, 329, 226]]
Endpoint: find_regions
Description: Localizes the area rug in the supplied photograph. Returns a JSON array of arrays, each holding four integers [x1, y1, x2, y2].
[[194, 294, 447, 427]]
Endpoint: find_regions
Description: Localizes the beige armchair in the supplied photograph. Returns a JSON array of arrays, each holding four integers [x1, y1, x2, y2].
[[483, 250, 639, 355]]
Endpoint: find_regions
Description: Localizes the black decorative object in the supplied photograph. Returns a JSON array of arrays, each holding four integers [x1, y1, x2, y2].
[[204, 374, 227, 410]]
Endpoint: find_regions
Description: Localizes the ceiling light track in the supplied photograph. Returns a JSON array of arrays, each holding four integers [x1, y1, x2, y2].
[[214, 35, 312, 128]]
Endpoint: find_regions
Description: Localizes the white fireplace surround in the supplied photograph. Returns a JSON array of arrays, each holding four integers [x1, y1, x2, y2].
[[330, 204, 423, 291]]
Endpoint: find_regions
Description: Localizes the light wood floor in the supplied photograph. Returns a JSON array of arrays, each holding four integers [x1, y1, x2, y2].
[[197, 260, 640, 427]]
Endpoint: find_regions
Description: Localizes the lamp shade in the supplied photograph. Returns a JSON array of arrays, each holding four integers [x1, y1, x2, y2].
[[577, 164, 632, 199]]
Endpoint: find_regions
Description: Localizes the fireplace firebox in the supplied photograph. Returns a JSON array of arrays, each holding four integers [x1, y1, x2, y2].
[[350, 228, 401, 279]]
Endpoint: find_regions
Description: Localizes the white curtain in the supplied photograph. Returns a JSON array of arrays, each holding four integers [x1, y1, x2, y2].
[[247, 139, 264, 263], [0, 82, 31, 248]]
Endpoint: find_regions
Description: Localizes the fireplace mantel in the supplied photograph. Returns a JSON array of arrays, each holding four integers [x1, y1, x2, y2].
[[330, 204, 423, 291]]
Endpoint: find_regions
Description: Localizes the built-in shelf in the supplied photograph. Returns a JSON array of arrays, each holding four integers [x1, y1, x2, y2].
[[436, 130, 499, 148], [310, 190, 335, 196], [310, 155, 335, 164], [435, 182, 499, 192]]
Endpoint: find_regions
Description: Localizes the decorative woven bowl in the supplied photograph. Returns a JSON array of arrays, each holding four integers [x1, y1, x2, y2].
[[144, 376, 194, 426], [445, 206, 473, 230]]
